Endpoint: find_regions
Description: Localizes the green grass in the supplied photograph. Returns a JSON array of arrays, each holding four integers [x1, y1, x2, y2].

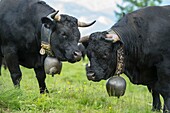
[[0, 60, 162, 113]]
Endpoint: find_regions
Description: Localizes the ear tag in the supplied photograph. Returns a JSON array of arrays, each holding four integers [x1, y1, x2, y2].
[[40, 48, 46, 55]]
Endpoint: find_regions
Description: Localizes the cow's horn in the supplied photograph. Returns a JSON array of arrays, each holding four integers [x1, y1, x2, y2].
[[51, 11, 61, 21], [78, 20, 96, 27], [79, 35, 90, 43], [49, 10, 59, 18], [105, 34, 120, 43], [53, 15, 61, 21]]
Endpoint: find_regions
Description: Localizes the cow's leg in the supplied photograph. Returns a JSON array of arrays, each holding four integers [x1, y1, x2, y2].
[[34, 66, 49, 93], [2, 58, 7, 70], [156, 60, 170, 113], [152, 90, 161, 111], [4, 52, 22, 87], [163, 97, 170, 113], [147, 86, 161, 111], [151, 89, 162, 111], [0, 56, 2, 76], [158, 86, 170, 113]]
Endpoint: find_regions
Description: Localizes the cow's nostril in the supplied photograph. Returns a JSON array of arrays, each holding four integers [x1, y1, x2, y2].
[[87, 72, 95, 80], [87, 73, 95, 77], [74, 51, 82, 57], [73, 51, 82, 61]]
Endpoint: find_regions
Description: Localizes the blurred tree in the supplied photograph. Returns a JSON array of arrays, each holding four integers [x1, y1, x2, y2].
[[115, 0, 162, 20]]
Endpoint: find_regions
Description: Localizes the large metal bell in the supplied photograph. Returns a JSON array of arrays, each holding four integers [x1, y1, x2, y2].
[[44, 56, 62, 76], [106, 76, 126, 98]]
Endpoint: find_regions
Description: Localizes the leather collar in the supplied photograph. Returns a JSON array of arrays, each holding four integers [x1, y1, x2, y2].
[[39, 18, 54, 56], [107, 29, 125, 75]]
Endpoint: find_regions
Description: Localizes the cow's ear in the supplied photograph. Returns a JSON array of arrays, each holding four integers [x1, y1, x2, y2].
[[41, 17, 53, 29]]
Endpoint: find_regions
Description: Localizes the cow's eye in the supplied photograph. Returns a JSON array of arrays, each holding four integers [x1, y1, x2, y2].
[[103, 53, 109, 59], [63, 35, 67, 39], [103, 55, 107, 59], [62, 33, 67, 39]]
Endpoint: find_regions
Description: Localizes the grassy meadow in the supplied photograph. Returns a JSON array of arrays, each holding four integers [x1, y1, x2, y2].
[[0, 59, 162, 113]]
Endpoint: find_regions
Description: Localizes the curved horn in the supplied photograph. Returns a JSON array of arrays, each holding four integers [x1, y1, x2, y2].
[[105, 34, 120, 43], [79, 35, 90, 43], [48, 10, 59, 19], [78, 20, 96, 27], [53, 15, 61, 21], [51, 10, 61, 21]]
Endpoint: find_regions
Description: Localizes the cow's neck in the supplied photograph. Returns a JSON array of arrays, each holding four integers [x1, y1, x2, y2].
[[111, 26, 143, 84], [108, 26, 142, 78]]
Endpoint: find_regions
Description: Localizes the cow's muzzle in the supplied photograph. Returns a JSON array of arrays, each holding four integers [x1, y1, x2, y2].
[[67, 50, 82, 63], [87, 72, 95, 80], [86, 63, 96, 81]]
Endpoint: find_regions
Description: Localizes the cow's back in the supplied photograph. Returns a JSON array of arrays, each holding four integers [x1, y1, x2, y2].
[[0, 0, 53, 33], [140, 6, 170, 58], [0, 0, 54, 48], [113, 5, 170, 63], [0, 0, 54, 67]]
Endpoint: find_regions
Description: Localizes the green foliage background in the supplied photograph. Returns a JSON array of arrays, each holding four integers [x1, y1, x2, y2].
[[0, 60, 162, 113], [115, 0, 162, 19]]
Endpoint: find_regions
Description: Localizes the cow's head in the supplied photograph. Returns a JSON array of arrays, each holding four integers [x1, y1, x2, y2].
[[41, 11, 95, 63], [80, 31, 123, 81]]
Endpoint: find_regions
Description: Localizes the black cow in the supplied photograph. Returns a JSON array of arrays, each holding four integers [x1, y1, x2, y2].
[[80, 6, 170, 112], [0, 0, 95, 93]]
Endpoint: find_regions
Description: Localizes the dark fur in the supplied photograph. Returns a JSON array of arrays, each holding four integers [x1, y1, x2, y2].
[[84, 6, 170, 112], [0, 0, 82, 93], [78, 43, 86, 61]]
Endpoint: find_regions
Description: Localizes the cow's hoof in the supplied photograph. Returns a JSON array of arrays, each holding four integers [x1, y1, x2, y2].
[[163, 110, 170, 113], [152, 108, 160, 112], [152, 106, 161, 112], [40, 89, 49, 94]]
